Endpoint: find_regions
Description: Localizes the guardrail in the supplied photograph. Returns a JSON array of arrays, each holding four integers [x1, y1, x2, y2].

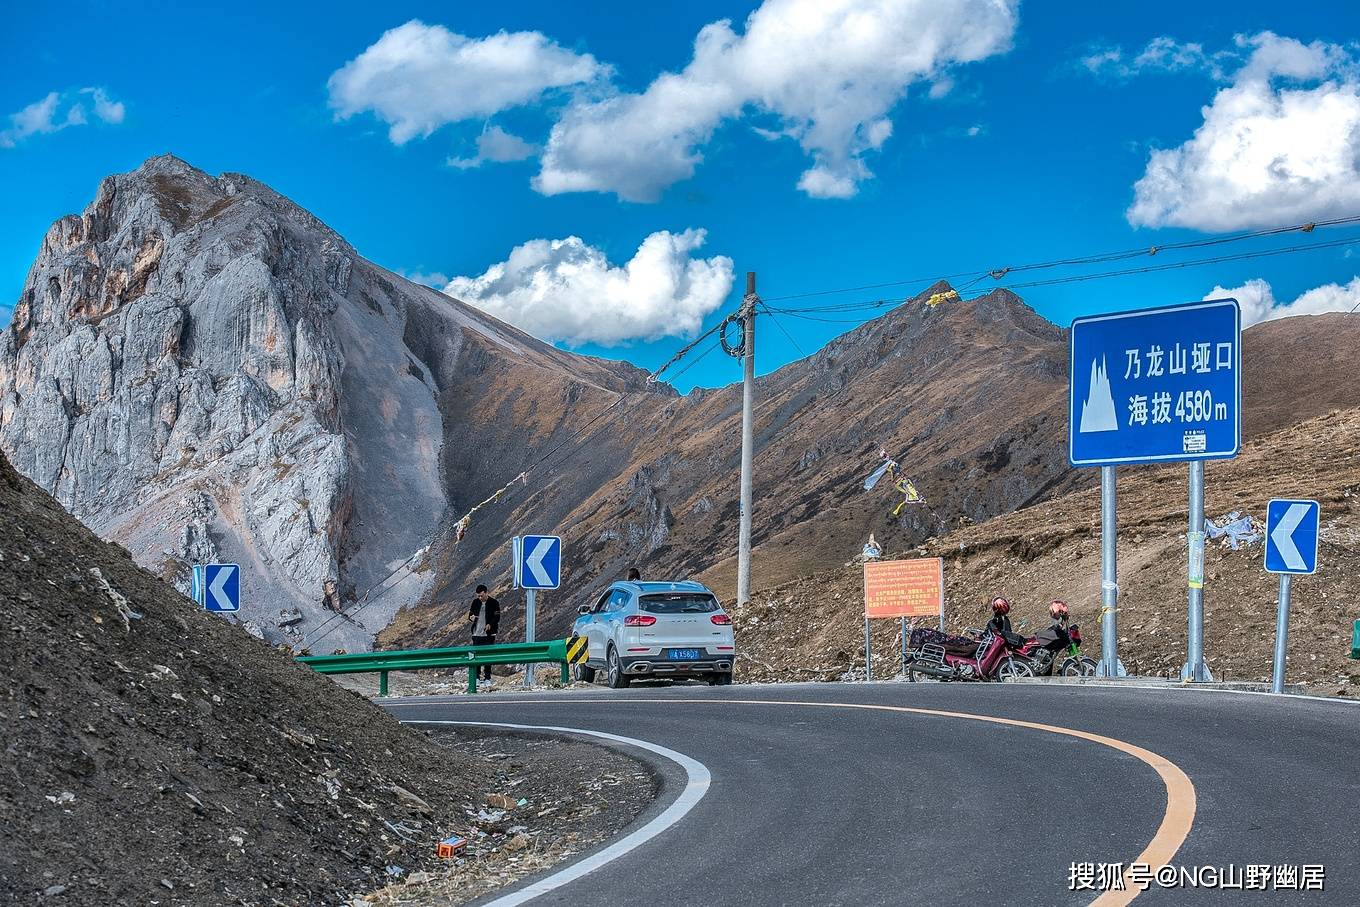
[[297, 637, 584, 695]]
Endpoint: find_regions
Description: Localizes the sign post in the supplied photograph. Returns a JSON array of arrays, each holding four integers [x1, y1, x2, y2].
[[1070, 298, 1240, 682], [863, 558, 945, 679], [1264, 499, 1320, 694], [513, 535, 562, 689]]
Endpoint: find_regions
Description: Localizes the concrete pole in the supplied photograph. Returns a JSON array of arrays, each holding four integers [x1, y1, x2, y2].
[[1271, 575, 1292, 694], [737, 272, 757, 607], [1182, 460, 1210, 682], [1098, 466, 1122, 677]]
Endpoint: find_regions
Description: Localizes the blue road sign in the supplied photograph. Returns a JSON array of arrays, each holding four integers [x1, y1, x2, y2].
[[201, 563, 241, 612], [1265, 499, 1320, 575], [1069, 299, 1240, 467], [515, 535, 562, 590]]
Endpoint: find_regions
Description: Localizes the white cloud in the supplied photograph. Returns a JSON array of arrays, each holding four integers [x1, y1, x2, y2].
[[397, 269, 451, 288], [327, 20, 607, 145], [1205, 276, 1360, 326], [1128, 32, 1360, 231], [535, 0, 1019, 202], [0, 87, 124, 148], [444, 229, 734, 345], [447, 125, 537, 169], [1081, 37, 1230, 81]]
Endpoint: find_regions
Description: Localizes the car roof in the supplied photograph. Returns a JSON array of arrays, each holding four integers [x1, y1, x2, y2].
[[615, 580, 713, 595]]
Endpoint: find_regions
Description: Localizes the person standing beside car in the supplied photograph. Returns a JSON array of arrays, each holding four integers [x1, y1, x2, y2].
[[467, 585, 500, 684]]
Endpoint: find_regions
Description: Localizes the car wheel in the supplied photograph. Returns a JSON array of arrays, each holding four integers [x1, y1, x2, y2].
[[606, 647, 631, 689], [708, 672, 732, 686], [572, 663, 596, 684]]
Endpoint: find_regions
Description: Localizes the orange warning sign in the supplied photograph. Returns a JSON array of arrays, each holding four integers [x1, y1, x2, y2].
[[863, 557, 944, 619]]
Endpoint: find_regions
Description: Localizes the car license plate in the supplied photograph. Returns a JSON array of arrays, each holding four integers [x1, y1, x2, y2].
[[668, 648, 702, 660]]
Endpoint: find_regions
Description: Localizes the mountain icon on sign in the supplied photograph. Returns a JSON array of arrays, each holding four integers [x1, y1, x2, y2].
[[1079, 357, 1118, 433]]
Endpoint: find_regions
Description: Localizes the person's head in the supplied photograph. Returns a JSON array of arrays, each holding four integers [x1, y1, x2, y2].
[[1049, 600, 1069, 621], [476, 584, 489, 600], [991, 596, 1011, 616], [626, 568, 641, 581]]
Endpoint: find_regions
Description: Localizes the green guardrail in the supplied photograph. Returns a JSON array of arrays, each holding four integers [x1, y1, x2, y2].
[[297, 638, 578, 695], [1351, 620, 1359, 660]]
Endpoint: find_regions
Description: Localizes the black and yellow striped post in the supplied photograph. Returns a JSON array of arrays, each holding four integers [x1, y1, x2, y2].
[[564, 634, 588, 683]]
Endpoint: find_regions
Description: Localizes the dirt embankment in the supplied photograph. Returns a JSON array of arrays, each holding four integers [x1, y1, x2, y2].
[[0, 449, 652, 904], [735, 408, 1360, 696]]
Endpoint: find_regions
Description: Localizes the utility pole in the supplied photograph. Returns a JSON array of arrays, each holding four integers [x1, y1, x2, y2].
[[736, 272, 757, 607]]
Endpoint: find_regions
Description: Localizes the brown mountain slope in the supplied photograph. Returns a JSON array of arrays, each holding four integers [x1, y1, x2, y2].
[[385, 297, 1360, 649], [734, 406, 1360, 695], [0, 448, 491, 903], [1241, 312, 1359, 438]]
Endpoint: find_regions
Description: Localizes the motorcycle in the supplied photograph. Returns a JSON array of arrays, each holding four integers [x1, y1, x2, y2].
[[904, 625, 1033, 682], [1017, 622, 1098, 677]]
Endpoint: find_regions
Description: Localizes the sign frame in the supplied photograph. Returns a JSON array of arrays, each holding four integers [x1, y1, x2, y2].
[[1264, 498, 1320, 576], [200, 563, 241, 613], [1068, 298, 1241, 468], [514, 534, 562, 591]]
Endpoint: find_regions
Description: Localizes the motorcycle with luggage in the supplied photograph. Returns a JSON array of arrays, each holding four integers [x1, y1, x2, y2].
[[904, 625, 1033, 682]]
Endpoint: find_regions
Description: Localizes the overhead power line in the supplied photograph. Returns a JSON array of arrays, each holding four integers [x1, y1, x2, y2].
[[761, 214, 1360, 304], [765, 232, 1360, 323]]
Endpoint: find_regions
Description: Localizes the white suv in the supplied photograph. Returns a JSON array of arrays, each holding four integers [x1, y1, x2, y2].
[[571, 581, 735, 688]]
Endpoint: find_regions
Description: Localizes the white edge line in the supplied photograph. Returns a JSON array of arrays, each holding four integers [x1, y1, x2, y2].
[[405, 720, 711, 907]]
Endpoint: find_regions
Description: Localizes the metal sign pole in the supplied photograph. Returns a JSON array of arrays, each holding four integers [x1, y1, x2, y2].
[[899, 616, 907, 676], [1098, 466, 1123, 677], [523, 588, 537, 689], [1182, 460, 1211, 682], [863, 616, 872, 681], [1271, 575, 1292, 694]]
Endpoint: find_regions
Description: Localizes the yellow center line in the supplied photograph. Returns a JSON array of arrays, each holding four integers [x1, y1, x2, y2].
[[393, 695, 1196, 906]]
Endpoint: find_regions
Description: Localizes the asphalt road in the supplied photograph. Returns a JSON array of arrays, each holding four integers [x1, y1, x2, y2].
[[383, 682, 1358, 906]]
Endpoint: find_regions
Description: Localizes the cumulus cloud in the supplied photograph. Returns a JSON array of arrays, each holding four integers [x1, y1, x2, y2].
[[1205, 277, 1360, 326], [447, 125, 537, 169], [444, 230, 734, 345], [327, 20, 607, 144], [0, 87, 124, 148], [535, 0, 1019, 201], [1128, 32, 1360, 231]]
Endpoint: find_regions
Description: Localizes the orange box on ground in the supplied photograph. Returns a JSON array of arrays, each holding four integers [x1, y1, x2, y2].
[[863, 557, 944, 619]]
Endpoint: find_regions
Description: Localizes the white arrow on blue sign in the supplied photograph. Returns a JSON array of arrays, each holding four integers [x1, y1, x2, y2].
[[1264, 499, 1320, 575], [1069, 298, 1241, 467], [514, 536, 562, 590], [201, 563, 241, 612]]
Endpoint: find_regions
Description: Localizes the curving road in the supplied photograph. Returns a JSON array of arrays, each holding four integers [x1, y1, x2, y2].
[[383, 683, 1358, 906]]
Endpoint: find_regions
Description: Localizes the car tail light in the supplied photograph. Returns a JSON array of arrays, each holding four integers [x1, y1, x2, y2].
[[710, 614, 732, 626], [624, 615, 656, 627]]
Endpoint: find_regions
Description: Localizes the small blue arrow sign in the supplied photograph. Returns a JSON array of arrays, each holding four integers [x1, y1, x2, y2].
[[1264, 500, 1319, 575], [202, 563, 241, 612], [516, 536, 561, 590]]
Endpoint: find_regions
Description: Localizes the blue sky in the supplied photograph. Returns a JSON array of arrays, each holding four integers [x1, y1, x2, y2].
[[3, 0, 1360, 390]]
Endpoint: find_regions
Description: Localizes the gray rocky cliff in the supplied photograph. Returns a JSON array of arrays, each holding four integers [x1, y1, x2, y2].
[[0, 156, 450, 649]]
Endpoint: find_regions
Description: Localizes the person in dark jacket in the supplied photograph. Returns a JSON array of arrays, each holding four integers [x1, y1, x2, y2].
[[467, 585, 500, 682]]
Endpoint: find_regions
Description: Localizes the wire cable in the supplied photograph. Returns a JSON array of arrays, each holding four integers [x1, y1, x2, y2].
[[760, 214, 1360, 303]]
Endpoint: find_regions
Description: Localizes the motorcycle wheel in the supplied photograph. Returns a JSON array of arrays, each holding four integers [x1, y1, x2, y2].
[[994, 657, 1035, 682], [1060, 656, 1099, 677]]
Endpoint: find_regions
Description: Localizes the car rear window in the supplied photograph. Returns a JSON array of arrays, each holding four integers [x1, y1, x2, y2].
[[638, 593, 720, 614]]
